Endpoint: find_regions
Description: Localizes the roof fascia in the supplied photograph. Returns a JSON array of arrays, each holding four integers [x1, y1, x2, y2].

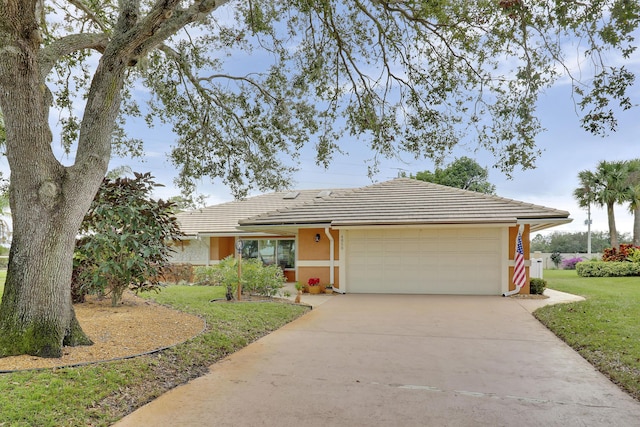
[[519, 218, 573, 232], [195, 231, 291, 238], [237, 222, 332, 231], [178, 234, 198, 239], [333, 222, 517, 230]]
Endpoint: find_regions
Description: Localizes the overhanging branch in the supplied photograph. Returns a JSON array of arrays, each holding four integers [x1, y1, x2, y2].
[[38, 33, 109, 79]]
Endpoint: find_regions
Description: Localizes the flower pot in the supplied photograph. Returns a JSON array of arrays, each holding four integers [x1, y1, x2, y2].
[[324, 288, 333, 294], [308, 285, 321, 294]]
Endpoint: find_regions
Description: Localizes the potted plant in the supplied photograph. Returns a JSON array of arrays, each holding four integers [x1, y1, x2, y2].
[[324, 284, 333, 294], [307, 277, 321, 294]]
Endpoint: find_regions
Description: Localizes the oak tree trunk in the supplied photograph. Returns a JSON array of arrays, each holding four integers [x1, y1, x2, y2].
[[0, 198, 95, 357], [0, 1, 127, 357]]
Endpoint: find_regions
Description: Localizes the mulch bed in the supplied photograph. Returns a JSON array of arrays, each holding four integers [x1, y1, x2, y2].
[[0, 292, 205, 372]]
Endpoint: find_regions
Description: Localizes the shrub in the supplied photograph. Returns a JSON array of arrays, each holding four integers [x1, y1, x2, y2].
[[73, 173, 182, 306], [550, 252, 563, 268], [576, 261, 640, 277], [193, 265, 221, 286], [71, 247, 102, 303], [529, 278, 547, 295], [627, 248, 640, 263], [193, 256, 285, 298], [241, 259, 285, 297], [561, 257, 583, 270], [162, 263, 194, 284], [194, 258, 238, 301]]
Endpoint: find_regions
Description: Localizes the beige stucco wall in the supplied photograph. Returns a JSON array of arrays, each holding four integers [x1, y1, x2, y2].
[[297, 228, 340, 288]]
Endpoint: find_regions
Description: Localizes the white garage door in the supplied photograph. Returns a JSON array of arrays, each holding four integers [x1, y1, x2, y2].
[[345, 228, 502, 295]]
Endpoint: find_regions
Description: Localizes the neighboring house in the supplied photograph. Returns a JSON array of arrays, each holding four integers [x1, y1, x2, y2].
[[173, 178, 571, 295]]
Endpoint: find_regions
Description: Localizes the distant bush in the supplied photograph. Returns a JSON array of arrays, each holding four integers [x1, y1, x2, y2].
[[550, 252, 563, 268], [576, 261, 640, 277], [561, 257, 583, 270], [194, 263, 229, 286], [162, 263, 193, 284], [530, 278, 547, 295]]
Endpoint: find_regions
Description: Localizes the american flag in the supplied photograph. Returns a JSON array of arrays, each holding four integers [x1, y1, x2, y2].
[[513, 231, 526, 288]]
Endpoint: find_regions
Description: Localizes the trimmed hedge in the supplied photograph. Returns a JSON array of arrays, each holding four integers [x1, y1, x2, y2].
[[576, 261, 640, 277]]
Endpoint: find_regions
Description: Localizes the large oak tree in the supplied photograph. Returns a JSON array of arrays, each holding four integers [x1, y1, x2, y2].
[[0, 1, 637, 357]]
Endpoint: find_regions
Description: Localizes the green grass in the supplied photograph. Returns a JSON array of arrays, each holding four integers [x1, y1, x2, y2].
[[0, 268, 6, 297], [0, 285, 309, 426], [3, 270, 637, 423], [535, 270, 640, 401]]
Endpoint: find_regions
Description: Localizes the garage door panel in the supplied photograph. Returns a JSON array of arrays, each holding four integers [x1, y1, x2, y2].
[[346, 228, 502, 295]]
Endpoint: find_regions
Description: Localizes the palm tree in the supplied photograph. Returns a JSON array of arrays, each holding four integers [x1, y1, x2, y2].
[[593, 160, 629, 249], [624, 159, 640, 246], [573, 169, 598, 254]]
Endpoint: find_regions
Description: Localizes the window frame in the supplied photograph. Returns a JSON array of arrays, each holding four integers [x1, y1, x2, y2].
[[240, 238, 296, 270]]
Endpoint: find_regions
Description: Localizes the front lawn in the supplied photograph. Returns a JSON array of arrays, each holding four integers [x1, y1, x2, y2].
[[0, 285, 309, 426], [535, 270, 640, 401]]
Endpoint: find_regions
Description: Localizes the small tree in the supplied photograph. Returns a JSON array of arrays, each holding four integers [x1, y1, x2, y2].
[[413, 157, 496, 194], [73, 173, 182, 306], [550, 252, 563, 269]]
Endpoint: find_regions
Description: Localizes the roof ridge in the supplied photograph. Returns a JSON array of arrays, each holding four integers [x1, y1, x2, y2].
[[241, 186, 352, 222], [389, 177, 568, 214], [180, 178, 570, 235]]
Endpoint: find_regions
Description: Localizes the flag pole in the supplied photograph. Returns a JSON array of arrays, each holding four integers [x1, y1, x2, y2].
[[503, 224, 526, 297]]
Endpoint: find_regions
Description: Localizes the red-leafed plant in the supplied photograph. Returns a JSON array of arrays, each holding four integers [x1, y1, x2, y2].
[[308, 277, 320, 286], [602, 244, 640, 262]]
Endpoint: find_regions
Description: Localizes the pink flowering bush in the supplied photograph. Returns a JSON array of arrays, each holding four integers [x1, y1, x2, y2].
[[562, 257, 583, 270]]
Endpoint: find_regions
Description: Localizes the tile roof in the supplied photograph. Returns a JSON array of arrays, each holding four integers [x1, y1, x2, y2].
[[175, 188, 347, 236], [238, 178, 571, 232]]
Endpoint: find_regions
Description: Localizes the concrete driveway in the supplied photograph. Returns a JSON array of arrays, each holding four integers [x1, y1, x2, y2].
[[115, 295, 640, 426]]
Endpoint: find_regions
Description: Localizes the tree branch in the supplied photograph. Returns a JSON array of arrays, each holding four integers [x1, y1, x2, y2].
[[38, 32, 109, 79], [157, 43, 252, 140], [114, 0, 232, 66], [67, 0, 111, 32]]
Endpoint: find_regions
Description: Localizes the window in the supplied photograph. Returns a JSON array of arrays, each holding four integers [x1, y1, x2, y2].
[[259, 240, 276, 265], [278, 240, 295, 269], [241, 240, 259, 259], [240, 239, 295, 269]]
